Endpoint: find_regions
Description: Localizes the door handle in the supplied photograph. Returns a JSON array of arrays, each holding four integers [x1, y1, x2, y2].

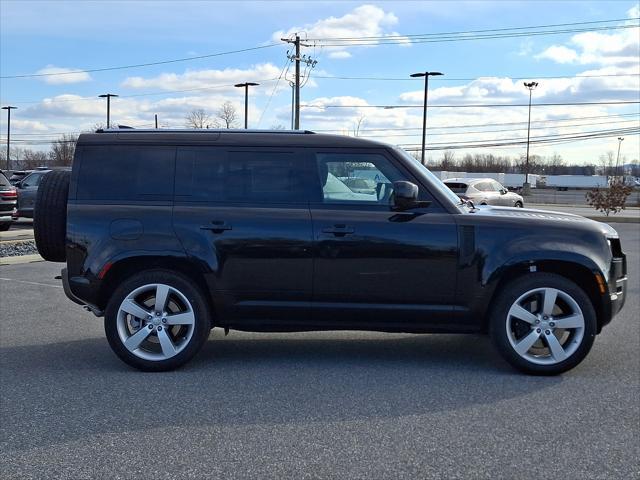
[[201, 221, 232, 233], [322, 224, 355, 237]]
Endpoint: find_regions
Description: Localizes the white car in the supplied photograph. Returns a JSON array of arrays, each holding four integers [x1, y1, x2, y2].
[[444, 178, 524, 207]]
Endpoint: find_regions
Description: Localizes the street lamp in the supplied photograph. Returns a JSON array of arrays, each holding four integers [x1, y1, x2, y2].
[[234, 82, 260, 129], [615, 136, 624, 181], [1, 106, 17, 171], [410, 71, 443, 165], [98, 93, 118, 129], [523, 81, 539, 195]]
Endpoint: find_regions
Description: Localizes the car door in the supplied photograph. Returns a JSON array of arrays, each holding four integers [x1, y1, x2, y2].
[[490, 180, 510, 206], [17, 171, 46, 217], [172, 146, 315, 325], [309, 149, 459, 329]]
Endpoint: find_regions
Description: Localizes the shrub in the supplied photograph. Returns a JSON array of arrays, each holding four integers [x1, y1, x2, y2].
[[585, 182, 633, 216]]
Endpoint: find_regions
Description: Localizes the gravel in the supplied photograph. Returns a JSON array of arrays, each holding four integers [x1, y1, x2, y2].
[[0, 240, 39, 257]]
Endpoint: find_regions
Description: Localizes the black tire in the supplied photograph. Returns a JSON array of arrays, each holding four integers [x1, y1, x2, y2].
[[34, 170, 70, 262], [104, 269, 211, 371], [514, 201, 524, 208], [0, 223, 10, 231], [489, 273, 597, 375]]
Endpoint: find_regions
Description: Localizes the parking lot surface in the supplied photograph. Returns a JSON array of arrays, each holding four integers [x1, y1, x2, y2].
[[1, 225, 638, 479]]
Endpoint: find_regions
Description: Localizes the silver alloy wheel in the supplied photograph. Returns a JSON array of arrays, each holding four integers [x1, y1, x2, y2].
[[506, 287, 585, 365], [116, 283, 196, 361]]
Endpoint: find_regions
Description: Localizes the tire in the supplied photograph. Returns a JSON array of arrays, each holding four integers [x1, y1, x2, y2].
[[489, 273, 596, 375], [34, 170, 70, 262], [514, 201, 524, 208], [0, 223, 10, 231], [104, 269, 211, 371]]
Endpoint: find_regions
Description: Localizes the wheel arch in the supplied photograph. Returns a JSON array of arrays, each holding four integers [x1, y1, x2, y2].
[[483, 259, 606, 333], [98, 255, 217, 323]]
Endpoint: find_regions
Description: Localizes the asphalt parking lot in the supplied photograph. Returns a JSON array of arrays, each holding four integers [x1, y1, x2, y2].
[[1, 225, 638, 479]]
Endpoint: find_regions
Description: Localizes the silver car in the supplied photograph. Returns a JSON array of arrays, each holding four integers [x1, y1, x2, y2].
[[444, 178, 524, 207]]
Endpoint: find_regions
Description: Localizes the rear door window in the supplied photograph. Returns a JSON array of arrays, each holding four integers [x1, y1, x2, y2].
[[175, 147, 311, 204], [77, 146, 175, 201]]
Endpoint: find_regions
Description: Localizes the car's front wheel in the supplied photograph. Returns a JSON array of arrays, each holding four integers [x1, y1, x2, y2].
[[104, 270, 211, 371], [490, 273, 596, 375]]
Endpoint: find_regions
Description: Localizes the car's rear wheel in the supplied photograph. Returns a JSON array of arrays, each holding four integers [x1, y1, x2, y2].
[[490, 273, 596, 375], [104, 270, 211, 371], [514, 201, 523, 208]]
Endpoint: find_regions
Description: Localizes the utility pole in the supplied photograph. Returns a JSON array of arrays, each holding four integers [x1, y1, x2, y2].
[[2, 106, 17, 171], [155, 114, 158, 129], [410, 71, 443, 165], [281, 35, 316, 130], [615, 136, 624, 182], [523, 81, 538, 195], [289, 81, 295, 130], [234, 82, 260, 129], [98, 93, 118, 129]]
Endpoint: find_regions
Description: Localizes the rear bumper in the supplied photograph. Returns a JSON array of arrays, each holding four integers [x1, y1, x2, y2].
[[61, 267, 104, 316]]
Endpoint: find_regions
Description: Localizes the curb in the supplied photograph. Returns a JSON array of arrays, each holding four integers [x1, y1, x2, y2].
[[0, 254, 44, 266]]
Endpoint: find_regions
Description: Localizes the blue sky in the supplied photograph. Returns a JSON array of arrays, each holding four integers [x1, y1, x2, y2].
[[1, 0, 638, 164]]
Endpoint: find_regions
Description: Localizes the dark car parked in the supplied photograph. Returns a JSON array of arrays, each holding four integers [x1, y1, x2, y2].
[[14, 167, 71, 219], [0, 171, 17, 231], [33, 130, 627, 374]]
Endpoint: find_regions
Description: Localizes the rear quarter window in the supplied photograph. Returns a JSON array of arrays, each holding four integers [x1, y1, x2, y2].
[[77, 146, 175, 201], [444, 182, 468, 194]]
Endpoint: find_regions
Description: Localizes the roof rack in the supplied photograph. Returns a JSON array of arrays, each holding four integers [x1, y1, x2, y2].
[[96, 128, 316, 134]]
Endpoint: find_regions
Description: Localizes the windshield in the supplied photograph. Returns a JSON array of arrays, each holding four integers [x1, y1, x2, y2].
[[392, 147, 465, 206]]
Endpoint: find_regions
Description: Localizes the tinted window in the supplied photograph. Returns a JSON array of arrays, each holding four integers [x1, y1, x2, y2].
[[491, 180, 504, 191], [77, 146, 175, 201], [444, 182, 468, 194], [0, 172, 10, 187], [314, 153, 408, 205], [21, 171, 46, 188], [176, 148, 309, 204]]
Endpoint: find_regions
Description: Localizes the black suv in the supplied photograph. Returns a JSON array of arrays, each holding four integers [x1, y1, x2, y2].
[[34, 130, 627, 374]]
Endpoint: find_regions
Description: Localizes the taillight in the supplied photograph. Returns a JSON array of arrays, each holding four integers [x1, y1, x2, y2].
[[0, 188, 17, 200]]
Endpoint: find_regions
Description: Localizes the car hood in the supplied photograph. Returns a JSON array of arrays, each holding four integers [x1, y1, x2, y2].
[[469, 205, 619, 238]]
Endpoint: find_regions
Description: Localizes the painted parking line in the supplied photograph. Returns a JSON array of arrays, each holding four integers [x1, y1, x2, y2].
[[0, 277, 62, 289]]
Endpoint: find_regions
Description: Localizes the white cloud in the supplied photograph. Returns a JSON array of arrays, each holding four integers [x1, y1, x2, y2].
[[273, 5, 410, 58], [121, 63, 283, 93], [535, 45, 579, 64], [35, 66, 92, 84], [535, 8, 639, 67], [328, 51, 352, 59]]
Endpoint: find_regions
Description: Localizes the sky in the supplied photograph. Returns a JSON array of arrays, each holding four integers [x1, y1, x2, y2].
[[0, 0, 638, 165]]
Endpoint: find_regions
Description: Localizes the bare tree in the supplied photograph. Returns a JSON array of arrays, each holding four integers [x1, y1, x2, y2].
[[21, 150, 49, 169], [185, 109, 211, 129], [352, 116, 365, 137], [216, 102, 238, 129], [49, 134, 78, 166]]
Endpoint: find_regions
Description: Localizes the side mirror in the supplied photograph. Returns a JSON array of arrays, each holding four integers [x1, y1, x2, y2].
[[500, 188, 507, 195], [392, 181, 430, 211]]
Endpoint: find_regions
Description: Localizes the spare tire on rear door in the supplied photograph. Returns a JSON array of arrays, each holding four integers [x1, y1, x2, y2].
[[34, 170, 70, 262]]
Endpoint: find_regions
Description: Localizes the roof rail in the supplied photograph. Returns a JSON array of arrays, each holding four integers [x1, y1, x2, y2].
[[95, 128, 316, 134]]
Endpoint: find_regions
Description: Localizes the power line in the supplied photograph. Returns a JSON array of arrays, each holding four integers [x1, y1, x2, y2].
[[313, 25, 638, 46], [307, 17, 638, 41], [314, 112, 640, 133], [0, 44, 281, 79], [312, 73, 640, 82], [303, 100, 640, 108]]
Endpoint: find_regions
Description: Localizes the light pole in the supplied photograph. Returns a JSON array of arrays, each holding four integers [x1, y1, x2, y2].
[[410, 71, 443, 165], [98, 94, 118, 129], [2, 106, 17, 171], [234, 82, 259, 129], [615, 136, 624, 182], [523, 81, 538, 195]]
